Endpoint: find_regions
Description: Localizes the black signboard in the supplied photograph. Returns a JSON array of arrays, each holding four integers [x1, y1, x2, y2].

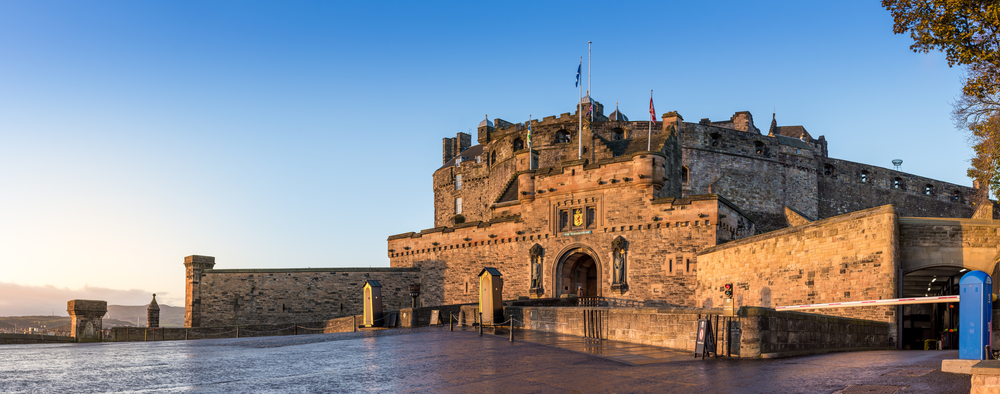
[[694, 319, 714, 359]]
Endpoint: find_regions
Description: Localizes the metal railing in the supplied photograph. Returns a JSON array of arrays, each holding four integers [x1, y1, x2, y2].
[[577, 296, 646, 308]]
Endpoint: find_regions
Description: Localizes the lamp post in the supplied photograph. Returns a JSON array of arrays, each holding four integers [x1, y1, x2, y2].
[[409, 284, 421, 308]]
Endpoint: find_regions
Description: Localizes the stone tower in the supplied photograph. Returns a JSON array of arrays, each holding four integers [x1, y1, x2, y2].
[[147, 293, 160, 328]]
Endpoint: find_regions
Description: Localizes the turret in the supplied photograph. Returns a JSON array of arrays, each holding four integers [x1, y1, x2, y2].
[[633, 154, 664, 189], [477, 115, 494, 145], [515, 142, 537, 202], [147, 293, 160, 328]]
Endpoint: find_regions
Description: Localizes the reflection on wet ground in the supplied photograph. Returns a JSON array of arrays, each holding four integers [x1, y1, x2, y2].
[[508, 328, 693, 365], [0, 326, 972, 393]]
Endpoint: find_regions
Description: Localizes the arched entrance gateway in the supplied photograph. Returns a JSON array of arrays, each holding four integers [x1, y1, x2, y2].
[[553, 245, 602, 297]]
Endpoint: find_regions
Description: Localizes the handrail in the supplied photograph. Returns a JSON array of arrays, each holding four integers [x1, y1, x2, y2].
[[578, 296, 645, 308]]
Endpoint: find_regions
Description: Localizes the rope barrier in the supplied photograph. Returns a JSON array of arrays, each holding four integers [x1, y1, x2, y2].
[[237, 326, 296, 334], [294, 325, 328, 331], [186, 329, 238, 337]]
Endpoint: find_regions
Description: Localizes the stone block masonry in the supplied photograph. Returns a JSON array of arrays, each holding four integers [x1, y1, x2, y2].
[[504, 305, 891, 358], [184, 255, 421, 328], [696, 205, 900, 342], [67, 299, 107, 342], [738, 306, 892, 358]]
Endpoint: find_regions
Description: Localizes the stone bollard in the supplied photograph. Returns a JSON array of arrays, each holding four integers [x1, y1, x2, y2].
[[67, 300, 107, 343]]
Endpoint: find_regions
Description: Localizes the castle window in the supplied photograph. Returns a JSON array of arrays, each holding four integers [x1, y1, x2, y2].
[[823, 164, 834, 177], [669, 259, 673, 273], [555, 130, 571, 144], [455, 175, 462, 190], [491, 151, 496, 165], [455, 198, 463, 214], [925, 184, 933, 195], [710, 133, 721, 147], [513, 138, 524, 152], [476, 155, 481, 163], [754, 141, 765, 155], [586, 206, 596, 228], [454, 156, 462, 167], [612, 128, 626, 141], [953, 190, 962, 201], [682, 166, 689, 185], [893, 177, 902, 189], [559, 210, 569, 230], [860, 171, 868, 183]]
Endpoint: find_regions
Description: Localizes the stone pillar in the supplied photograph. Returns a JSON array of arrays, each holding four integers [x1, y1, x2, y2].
[[660, 111, 684, 198], [184, 255, 216, 328], [147, 293, 160, 328], [67, 300, 107, 343]]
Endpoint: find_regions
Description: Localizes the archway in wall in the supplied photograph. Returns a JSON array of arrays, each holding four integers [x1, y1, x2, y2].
[[900, 266, 969, 350], [554, 246, 602, 297]]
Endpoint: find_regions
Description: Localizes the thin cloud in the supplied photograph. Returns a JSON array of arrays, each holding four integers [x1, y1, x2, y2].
[[0, 282, 175, 317]]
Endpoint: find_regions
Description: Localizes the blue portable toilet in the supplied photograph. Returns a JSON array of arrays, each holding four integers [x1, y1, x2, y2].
[[959, 270, 993, 360]]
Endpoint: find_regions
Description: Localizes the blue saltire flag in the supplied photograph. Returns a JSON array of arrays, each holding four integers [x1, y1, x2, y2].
[[575, 62, 581, 87]]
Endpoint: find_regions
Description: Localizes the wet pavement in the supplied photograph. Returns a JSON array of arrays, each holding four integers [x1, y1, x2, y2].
[[0, 326, 972, 393], [508, 328, 694, 365]]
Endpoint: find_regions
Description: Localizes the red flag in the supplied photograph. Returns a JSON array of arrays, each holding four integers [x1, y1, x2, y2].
[[649, 96, 656, 125]]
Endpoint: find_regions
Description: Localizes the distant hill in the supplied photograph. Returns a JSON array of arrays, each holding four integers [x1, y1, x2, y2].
[[105, 304, 185, 327], [0, 316, 136, 331]]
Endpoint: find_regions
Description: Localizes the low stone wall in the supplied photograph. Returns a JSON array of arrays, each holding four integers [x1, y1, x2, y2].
[[399, 304, 474, 327], [0, 333, 77, 345], [109, 303, 478, 342], [740, 307, 893, 358], [109, 315, 363, 342], [505, 306, 721, 351], [505, 305, 893, 358], [972, 360, 1000, 393]]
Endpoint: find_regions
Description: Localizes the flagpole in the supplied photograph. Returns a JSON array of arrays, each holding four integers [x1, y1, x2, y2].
[[648, 90, 652, 151], [578, 57, 582, 160], [528, 115, 533, 170], [588, 41, 592, 122]]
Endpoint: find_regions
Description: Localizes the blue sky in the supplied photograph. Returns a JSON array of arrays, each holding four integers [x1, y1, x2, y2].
[[0, 1, 970, 314]]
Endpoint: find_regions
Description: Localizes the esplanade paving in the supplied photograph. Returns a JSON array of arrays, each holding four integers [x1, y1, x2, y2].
[[0, 327, 970, 393]]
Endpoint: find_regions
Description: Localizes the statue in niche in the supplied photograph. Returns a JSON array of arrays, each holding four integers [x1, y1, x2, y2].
[[611, 236, 629, 292], [529, 244, 544, 297]]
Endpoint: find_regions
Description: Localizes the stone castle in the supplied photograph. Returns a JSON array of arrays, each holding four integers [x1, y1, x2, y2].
[[184, 96, 997, 348]]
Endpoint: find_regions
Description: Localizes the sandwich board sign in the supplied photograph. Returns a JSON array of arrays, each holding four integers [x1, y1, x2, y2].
[[694, 319, 714, 358]]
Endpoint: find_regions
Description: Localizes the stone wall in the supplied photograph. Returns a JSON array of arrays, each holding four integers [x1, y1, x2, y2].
[[738, 307, 893, 357], [0, 333, 76, 345], [504, 305, 891, 358], [111, 315, 362, 341], [505, 305, 717, 351], [390, 193, 748, 308], [816, 157, 975, 220], [696, 205, 900, 341], [187, 263, 421, 328], [898, 217, 1000, 274], [432, 105, 684, 228], [681, 122, 819, 233], [972, 361, 1000, 393]]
